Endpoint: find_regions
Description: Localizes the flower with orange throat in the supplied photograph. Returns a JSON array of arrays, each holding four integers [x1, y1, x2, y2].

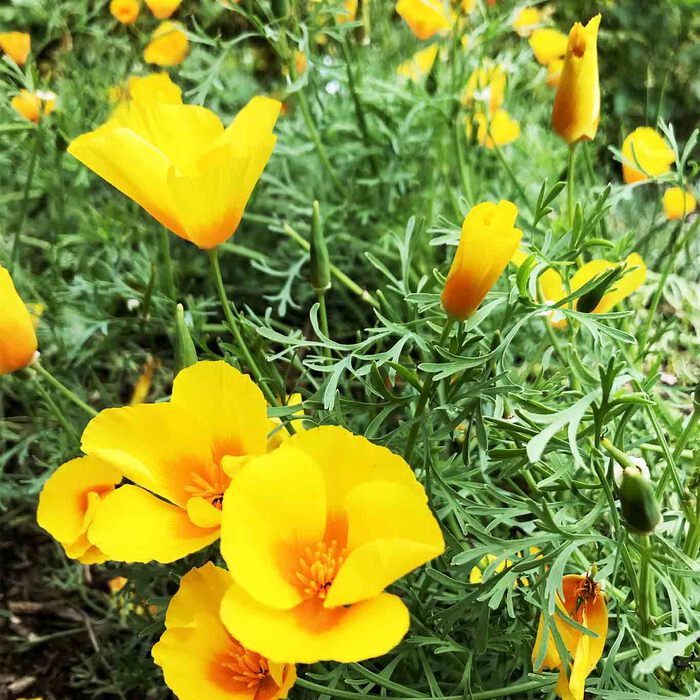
[[337, 0, 358, 23], [397, 44, 439, 81], [37, 457, 122, 564], [396, 0, 453, 41], [218, 426, 445, 663], [11, 90, 56, 123], [0, 266, 38, 375], [0, 32, 31, 66], [152, 563, 296, 700], [110, 0, 140, 24], [67, 88, 280, 249], [663, 187, 697, 220], [145, 0, 182, 19], [462, 63, 507, 114], [528, 28, 567, 65], [621, 127, 675, 184], [532, 573, 608, 700], [470, 109, 520, 149], [513, 7, 541, 37], [551, 15, 601, 145], [441, 201, 522, 321], [54, 361, 272, 563], [144, 21, 189, 66]]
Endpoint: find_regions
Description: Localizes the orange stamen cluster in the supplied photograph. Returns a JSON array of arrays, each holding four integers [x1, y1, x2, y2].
[[184, 469, 228, 509], [296, 540, 346, 600], [221, 639, 269, 689]]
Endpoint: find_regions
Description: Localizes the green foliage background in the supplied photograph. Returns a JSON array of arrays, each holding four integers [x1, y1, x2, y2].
[[1, 1, 699, 699]]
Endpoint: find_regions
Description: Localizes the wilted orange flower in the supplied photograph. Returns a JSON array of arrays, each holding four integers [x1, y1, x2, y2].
[[110, 0, 140, 24], [219, 426, 444, 663], [462, 63, 507, 114], [397, 44, 438, 81], [11, 90, 56, 123], [153, 564, 296, 700], [513, 7, 541, 37], [396, 0, 453, 40], [621, 127, 675, 184], [663, 187, 697, 220], [145, 0, 182, 19], [37, 457, 122, 564], [471, 109, 520, 148], [68, 77, 280, 249], [441, 201, 522, 321], [0, 32, 31, 65], [0, 266, 38, 375], [552, 15, 601, 145], [533, 574, 608, 700], [144, 21, 189, 66], [529, 28, 567, 65]]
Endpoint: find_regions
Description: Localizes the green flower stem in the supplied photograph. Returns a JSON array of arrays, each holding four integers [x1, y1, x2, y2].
[[34, 362, 97, 417], [34, 378, 80, 442], [637, 534, 655, 652], [317, 291, 332, 361], [453, 118, 474, 206], [158, 227, 177, 301], [492, 143, 533, 216], [208, 247, 279, 408], [567, 141, 579, 232]]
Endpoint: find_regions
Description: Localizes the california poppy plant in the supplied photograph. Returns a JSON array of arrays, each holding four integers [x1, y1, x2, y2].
[[145, 0, 182, 19], [396, 0, 453, 41], [11, 89, 56, 123], [0, 266, 38, 375], [144, 21, 189, 66], [219, 426, 444, 663], [0, 31, 31, 65], [552, 14, 601, 145], [471, 109, 520, 148], [532, 573, 608, 700], [663, 187, 697, 220], [441, 201, 522, 321], [463, 63, 507, 114], [152, 563, 296, 700], [73, 361, 271, 563], [621, 127, 675, 184], [67, 84, 281, 249]]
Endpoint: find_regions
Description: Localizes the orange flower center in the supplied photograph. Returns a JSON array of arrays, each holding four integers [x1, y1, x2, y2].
[[184, 468, 228, 509], [295, 540, 346, 600], [218, 639, 270, 690]]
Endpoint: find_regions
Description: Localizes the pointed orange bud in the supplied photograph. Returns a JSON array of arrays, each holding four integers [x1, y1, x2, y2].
[[0, 266, 38, 375]]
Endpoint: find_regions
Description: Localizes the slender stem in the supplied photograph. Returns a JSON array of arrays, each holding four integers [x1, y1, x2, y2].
[[492, 144, 533, 215], [453, 118, 473, 206], [158, 227, 177, 300], [10, 127, 41, 271], [637, 534, 654, 653], [208, 248, 279, 407], [567, 142, 579, 231], [34, 379, 80, 442], [317, 291, 332, 361], [34, 362, 97, 417]]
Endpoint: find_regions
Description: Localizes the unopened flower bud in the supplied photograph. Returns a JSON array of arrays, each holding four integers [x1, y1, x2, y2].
[[174, 303, 197, 372], [619, 467, 662, 535]]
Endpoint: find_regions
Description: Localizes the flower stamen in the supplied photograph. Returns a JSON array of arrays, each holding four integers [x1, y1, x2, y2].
[[296, 540, 346, 600], [221, 639, 269, 689]]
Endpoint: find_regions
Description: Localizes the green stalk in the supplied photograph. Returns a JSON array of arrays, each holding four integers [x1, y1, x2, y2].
[[10, 126, 41, 270], [567, 141, 579, 231], [317, 291, 332, 361], [158, 227, 177, 300], [34, 362, 97, 417]]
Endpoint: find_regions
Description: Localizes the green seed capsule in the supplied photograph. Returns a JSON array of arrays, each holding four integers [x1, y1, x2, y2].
[[175, 303, 198, 372], [619, 467, 662, 535]]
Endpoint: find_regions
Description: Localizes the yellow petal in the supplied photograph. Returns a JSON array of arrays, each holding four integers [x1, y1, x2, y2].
[[471, 109, 520, 149], [621, 127, 675, 184], [220, 584, 409, 664], [110, 0, 140, 24], [663, 187, 697, 220], [0, 266, 38, 375], [88, 485, 219, 563], [145, 0, 182, 19], [395, 0, 453, 40], [0, 31, 31, 65], [125, 73, 183, 106], [463, 63, 507, 114], [144, 21, 189, 66], [186, 497, 223, 529], [528, 28, 568, 65], [324, 480, 444, 607], [513, 7, 541, 37], [397, 44, 439, 82]]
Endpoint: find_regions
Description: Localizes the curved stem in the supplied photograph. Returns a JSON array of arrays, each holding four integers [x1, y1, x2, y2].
[[34, 362, 97, 417], [10, 127, 41, 271]]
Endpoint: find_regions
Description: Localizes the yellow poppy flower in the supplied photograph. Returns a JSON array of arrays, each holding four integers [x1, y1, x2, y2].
[[552, 15, 601, 145], [511, 250, 568, 328], [145, 0, 182, 19], [0, 266, 38, 375], [441, 201, 522, 321], [337, 0, 358, 22], [513, 7, 541, 37], [67, 91, 280, 249], [532, 574, 608, 700], [153, 563, 296, 700], [546, 58, 564, 89], [663, 187, 697, 220], [397, 44, 439, 81], [571, 253, 646, 314], [621, 127, 675, 184], [144, 21, 189, 66], [218, 426, 444, 663], [37, 457, 122, 564], [470, 547, 541, 586], [395, 0, 453, 41], [528, 28, 567, 65], [462, 63, 507, 114], [110, 0, 140, 24], [471, 109, 520, 149], [11, 89, 56, 124], [71, 361, 270, 563], [0, 31, 31, 66]]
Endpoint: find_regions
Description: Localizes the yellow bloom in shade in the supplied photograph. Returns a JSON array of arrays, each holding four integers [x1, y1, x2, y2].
[[552, 14, 601, 145], [471, 109, 520, 149], [470, 547, 541, 586], [218, 426, 444, 663], [11, 89, 56, 123], [546, 58, 564, 89], [663, 187, 697, 220], [73, 361, 270, 563], [396, 0, 453, 41], [511, 249, 568, 328], [337, 0, 358, 22], [110, 0, 140, 24], [532, 574, 608, 700], [144, 21, 189, 66], [571, 253, 646, 314], [67, 90, 280, 249], [152, 564, 296, 700], [37, 457, 122, 565], [0, 266, 38, 375], [0, 32, 31, 65], [513, 7, 541, 37], [442, 201, 522, 321], [145, 0, 182, 19], [462, 63, 507, 114], [397, 44, 439, 81], [621, 127, 675, 184], [529, 28, 567, 65]]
